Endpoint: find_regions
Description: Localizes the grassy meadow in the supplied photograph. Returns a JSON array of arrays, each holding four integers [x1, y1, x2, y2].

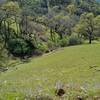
[[0, 44, 100, 99]]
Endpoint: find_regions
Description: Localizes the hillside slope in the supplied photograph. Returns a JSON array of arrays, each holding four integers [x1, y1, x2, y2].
[[0, 44, 100, 98]]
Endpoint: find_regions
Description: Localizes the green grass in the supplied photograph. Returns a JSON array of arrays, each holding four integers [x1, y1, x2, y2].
[[0, 44, 100, 99]]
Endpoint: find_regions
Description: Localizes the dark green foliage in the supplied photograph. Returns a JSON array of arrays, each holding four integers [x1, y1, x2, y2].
[[7, 38, 35, 58], [68, 34, 83, 46], [49, 0, 72, 7], [76, 0, 100, 15]]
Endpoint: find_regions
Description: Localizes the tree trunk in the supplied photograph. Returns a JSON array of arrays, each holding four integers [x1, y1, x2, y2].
[[89, 33, 92, 44], [50, 28, 54, 41], [89, 37, 92, 44]]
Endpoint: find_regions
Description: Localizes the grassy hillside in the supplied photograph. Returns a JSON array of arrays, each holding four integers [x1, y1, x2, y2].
[[0, 44, 100, 99]]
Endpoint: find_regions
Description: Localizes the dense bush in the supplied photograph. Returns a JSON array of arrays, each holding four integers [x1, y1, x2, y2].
[[68, 34, 83, 46], [47, 40, 58, 51], [7, 38, 35, 58], [59, 37, 68, 47], [34, 42, 49, 55]]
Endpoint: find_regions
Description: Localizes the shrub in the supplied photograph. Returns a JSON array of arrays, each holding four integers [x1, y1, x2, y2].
[[7, 38, 35, 58], [34, 42, 49, 55], [59, 37, 68, 47], [47, 40, 56, 51], [68, 34, 83, 46]]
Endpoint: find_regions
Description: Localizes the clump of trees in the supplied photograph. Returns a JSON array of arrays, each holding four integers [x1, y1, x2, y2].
[[7, 38, 35, 58], [74, 13, 100, 44], [0, 0, 100, 63]]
